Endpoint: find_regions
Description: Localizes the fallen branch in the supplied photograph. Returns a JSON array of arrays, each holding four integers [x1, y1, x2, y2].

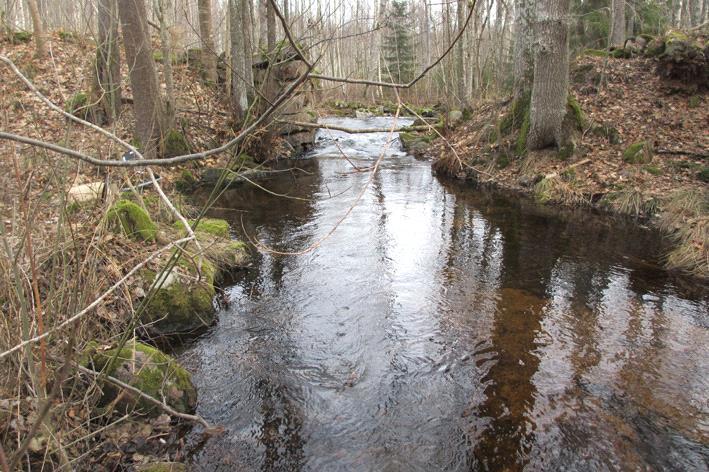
[[275, 120, 433, 134], [656, 149, 709, 159]]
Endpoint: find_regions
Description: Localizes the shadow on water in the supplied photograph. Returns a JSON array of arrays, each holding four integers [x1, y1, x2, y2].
[[182, 117, 708, 471]]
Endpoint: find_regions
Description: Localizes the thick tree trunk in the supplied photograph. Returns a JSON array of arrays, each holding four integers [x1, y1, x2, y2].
[[26, 0, 45, 56], [117, 0, 165, 157], [513, 0, 535, 98], [527, 0, 570, 150], [93, 0, 122, 124], [610, 0, 625, 47], [229, 0, 248, 122], [198, 0, 218, 84]]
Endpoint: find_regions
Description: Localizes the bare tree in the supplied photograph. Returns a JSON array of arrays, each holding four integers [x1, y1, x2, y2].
[[198, 0, 218, 83], [610, 0, 625, 47], [527, 0, 571, 149], [230, 0, 248, 122], [26, 0, 45, 56], [456, 0, 467, 105], [93, 0, 121, 124], [117, 0, 165, 156]]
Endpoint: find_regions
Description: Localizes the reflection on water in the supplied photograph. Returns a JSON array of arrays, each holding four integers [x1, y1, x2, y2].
[[183, 117, 709, 471]]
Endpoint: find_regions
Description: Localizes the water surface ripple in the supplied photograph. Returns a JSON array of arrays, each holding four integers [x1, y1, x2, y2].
[[184, 117, 709, 471]]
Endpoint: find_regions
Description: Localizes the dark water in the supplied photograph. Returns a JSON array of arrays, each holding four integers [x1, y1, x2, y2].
[[183, 117, 709, 471]]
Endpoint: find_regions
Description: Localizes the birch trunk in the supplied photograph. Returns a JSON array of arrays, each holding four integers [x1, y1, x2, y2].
[[527, 0, 570, 150]]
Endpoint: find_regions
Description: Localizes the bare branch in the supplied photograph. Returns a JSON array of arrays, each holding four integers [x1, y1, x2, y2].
[[276, 120, 434, 134]]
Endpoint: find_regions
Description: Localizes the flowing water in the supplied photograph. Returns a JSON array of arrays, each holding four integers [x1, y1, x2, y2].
[[183, 117, 709, 471]]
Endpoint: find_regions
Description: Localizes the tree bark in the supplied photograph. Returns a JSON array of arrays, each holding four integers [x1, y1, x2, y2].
[[198, 0, 218, 84], [241, 0, 255, 102], [266, 0, 276, 53], [610, 0, 625, 47], [513, 0, 535, 98], [26, 0, 45, 56], [117, 0, 165, 156], [93, 0, 122, 124], [456, 0, 467, 105], [527, 0, 571, 150], [155, 0, 175, 129], [229, 0, 248, 122]]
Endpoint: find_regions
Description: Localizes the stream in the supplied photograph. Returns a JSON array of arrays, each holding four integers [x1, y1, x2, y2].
[[182, 117, 708, 471]]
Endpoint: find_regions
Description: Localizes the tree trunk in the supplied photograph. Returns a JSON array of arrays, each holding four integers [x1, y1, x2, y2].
[[456, 0, 467, 105], [229, 0, 248, 122], [680, 0, 691, 27], [266, 0, 276, 53], [690, 0, 701, 25], [198, 0, 218, 84], [513, 0, 535, 98], [241, 0, 254, 102], [93, 0, 121, 124], [527, 0, 571, 150], [155, 0, 175, 129], [610, 0, 625, 47], [26, 0, 45, 56], [258, 0, 267, 50], [117, 0, 165, 157]]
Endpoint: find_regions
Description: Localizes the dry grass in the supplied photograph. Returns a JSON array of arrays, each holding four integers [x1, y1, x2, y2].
[[659, 189, 708, 277], [533, 175, 587, 206]]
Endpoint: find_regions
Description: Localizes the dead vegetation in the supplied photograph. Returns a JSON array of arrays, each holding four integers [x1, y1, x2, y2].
[[431, 52, 708, 277]]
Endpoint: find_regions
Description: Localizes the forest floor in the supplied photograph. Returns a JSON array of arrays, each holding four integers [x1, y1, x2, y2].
[[427, 53, 708, 278]]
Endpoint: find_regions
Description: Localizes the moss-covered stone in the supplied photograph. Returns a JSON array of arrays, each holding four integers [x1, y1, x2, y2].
[[107, 200, 158, 242], [140, 257, 216, 336], [697, 167, 709, 183], [65, 92, 91, 120], [162, 129, 190, 158], [174, 169, 198, 193], [592, 123, 621, 144], [557, 142, 576, 160], [610, 48, 631, 59], [174, 218, 230, 238], [85, 341, 197, 415], [136, 463, 187, 472], [399, 131, 437, 155], [584, 48, 609, 57], [623, 141, 653, 164], [13, 31, 32, 43]]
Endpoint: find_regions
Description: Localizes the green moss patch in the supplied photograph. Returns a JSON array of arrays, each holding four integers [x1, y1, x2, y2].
[[65, 92, 91, 120], [107, 200, 158, 242], [162, 129, 190, 158], [623, 141, 653, 164], [173, 218, 230, 238], [140, 257, 217, 337], [85, 341, 197, 415]]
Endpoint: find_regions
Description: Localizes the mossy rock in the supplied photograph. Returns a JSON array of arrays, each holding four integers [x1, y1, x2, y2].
[[584, 49, 609, 57], [592, 123, 621, 144], [645, 38, 666, 57], [136, 463, 187, 472], [162, 129, 190, 158], [140, 258, 216, 337], [175, 169, 198, 193], [13, 31, 32, 43], [610, 48, 631, 59], [400, 131, 437, 155], [57, 30, 76, 42], [65, 92, 91, 120], [623, 141, 653, 164], [107, 200, 158, 242], [697, 167, 709, 183], [84, 341, 197, 415], [174, 218, 230, 238]]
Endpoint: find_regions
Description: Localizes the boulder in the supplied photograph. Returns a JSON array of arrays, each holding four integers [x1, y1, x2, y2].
[[448, 110, 464, 126], [83, 341, 197, 416], [107, 200, 158, 242], [140, 257, 217, 337], [69, 182, 107, 203]]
